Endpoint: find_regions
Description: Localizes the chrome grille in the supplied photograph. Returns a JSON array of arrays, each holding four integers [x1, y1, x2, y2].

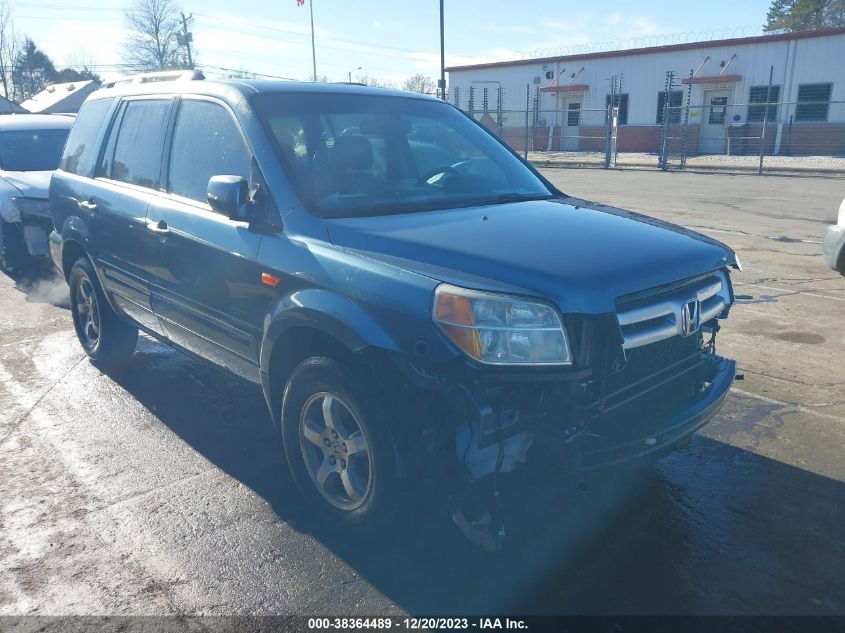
[[616, 273, 730, 351]]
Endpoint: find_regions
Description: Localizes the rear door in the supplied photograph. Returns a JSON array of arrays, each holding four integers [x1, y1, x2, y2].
[[146, 96, 265, 380], [88, 96, 174, 334]]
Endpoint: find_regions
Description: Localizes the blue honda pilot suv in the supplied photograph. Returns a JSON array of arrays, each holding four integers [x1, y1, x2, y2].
[[50, 72, 738, 546]]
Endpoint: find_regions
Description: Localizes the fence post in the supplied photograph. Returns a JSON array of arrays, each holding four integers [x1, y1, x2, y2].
[[680, 68, 693, 170], [659, 70, 674, 170], [524, 84, 530, 161], [604, 102, 613, 168], [496, 86, 503, 137], [758, 65, 774, 175]]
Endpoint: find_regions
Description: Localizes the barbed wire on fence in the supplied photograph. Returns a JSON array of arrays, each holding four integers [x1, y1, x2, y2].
[[512, 26, 759, 61]]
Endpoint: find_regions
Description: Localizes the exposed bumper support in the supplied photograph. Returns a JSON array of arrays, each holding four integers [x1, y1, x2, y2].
[[577, 356, 735, 470]]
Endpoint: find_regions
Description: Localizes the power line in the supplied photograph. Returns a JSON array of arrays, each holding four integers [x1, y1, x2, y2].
[[192, 16, 434, 63], [193, 12, 432, 55], [194, 63, 297, 81]]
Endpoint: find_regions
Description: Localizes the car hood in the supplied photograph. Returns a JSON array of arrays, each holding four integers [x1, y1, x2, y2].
[[325, 197, 736, 314], [0, 171, 52, 198]]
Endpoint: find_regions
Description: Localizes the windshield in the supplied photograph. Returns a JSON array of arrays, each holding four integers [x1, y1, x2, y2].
[[0, 128, 70, 172], [253, 92, 554, 218]]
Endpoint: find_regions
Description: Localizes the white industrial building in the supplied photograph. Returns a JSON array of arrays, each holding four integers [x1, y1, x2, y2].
[[446, 28, 845, 156]]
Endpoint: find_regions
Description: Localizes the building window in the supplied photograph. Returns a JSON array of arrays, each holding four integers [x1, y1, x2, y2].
[[795, 83, 832, 122], [567, 102, 581, 126], [656, 90, 683, 124], [606, 93, 629, 125], [747, 85, 780, 122]]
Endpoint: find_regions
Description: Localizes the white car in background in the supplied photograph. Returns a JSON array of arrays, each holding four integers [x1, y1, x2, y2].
[[0, 114, 73, 273], [823, 197, 845, 276]]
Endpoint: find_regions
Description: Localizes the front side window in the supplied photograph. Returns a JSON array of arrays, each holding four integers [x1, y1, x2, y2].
[[748, 85, 780, 123], [168, 99, 252, 204], [796, 83, 832, 122], [253, 92, 552, 218], [60, 98, 113, 176], [109, 99, 171, 189], [0, 128, 69, 171]]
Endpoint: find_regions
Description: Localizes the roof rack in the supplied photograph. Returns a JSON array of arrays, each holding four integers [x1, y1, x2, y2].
[[101, 70, 205, 89]]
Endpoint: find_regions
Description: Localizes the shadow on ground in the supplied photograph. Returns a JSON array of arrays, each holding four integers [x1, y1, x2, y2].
[[103, 336, 844, 616]]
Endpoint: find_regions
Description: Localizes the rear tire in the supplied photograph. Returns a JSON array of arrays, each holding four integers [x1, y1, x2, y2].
[[281, 356, 404, 534], [69, 257, 138, 371]]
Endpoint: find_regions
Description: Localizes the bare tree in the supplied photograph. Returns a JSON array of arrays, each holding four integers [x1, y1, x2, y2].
[[355, 73, 395, 89], [401, 74, 436, 95], [66, 48, 99, 80], [229, 67, 259, 80], [122, 0, 184, 71], [0, 1, 20, 100], [306, 72, 330, 82]]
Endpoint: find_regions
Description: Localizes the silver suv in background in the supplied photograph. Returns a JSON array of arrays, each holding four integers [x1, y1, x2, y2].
[[824, 196, 845, 276], [0, 114, 73, 272]]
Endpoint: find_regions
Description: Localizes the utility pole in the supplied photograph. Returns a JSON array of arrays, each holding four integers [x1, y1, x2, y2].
[[439, 0, 446, 100], [309, 0, 317, 80], [177, 12, 194, 69]]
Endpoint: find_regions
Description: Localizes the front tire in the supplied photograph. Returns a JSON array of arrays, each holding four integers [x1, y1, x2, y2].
[[69, 257, 138, 371], [281, 356, 404, 532]]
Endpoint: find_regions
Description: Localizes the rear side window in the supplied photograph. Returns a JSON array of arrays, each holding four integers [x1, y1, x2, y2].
[[109, 99, 171, 189], [168, 99, 251, 204], [60, 98, 113, 176]]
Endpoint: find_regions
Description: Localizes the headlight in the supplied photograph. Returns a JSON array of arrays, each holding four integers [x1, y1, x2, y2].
[[433, 284, 572, 365], [11, 197, 50, 217]]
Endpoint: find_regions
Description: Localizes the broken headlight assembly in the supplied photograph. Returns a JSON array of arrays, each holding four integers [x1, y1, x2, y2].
[[11, 196, 50, 217], [432, 283, 572, 366]]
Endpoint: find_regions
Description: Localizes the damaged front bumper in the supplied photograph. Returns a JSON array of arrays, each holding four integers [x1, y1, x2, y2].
[[456, 343, 734, 476], [0, 198, 52, 258], [574, 353, 734, 469]]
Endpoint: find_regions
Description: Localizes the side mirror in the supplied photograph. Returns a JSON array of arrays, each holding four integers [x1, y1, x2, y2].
[[207, 175, 251, 220]]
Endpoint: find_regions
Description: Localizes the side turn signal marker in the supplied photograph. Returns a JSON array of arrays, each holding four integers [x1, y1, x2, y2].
[[261, 272, 282, 287]]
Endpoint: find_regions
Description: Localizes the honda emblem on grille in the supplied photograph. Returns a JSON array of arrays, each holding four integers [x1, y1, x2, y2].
[[681, 299, 701, 336]]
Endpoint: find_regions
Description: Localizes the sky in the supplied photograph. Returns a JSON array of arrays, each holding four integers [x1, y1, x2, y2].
[[11, 0, 773, 85]]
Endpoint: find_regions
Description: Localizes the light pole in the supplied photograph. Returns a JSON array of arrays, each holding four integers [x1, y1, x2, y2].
[[439, 0, 446, 100], [348, 66, 361, 83]]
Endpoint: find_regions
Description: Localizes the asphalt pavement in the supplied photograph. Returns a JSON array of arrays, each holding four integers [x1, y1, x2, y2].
[[0, 169, 843, 617]]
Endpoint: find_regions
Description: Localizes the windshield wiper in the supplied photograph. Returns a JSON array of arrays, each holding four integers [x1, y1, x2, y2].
[[324, 193, 557, 218], [449, 193, 556, 209]]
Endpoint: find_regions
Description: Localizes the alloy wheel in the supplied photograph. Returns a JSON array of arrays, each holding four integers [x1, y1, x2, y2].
[[75, 277, 101, 350], [299, 392, 372, 511]]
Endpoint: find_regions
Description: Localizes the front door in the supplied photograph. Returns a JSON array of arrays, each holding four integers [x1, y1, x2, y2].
[[146, 97, 266, 381], [699, 89, 732, 154], [559, 94, 582, 151]]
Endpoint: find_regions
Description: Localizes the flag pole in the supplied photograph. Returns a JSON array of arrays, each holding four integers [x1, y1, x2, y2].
[[309, 0, 317, 80]]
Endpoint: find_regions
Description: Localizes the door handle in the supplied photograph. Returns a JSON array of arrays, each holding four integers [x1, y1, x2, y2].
[[147, 219, 170, 235], [78, 199, 97, 212]]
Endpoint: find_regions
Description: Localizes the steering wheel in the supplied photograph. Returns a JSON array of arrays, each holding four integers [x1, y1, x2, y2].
[[417, 165, 458, 186]]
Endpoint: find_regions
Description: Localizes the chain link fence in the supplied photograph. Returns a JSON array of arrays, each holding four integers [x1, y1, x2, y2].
[[454, 83, 845, 177]]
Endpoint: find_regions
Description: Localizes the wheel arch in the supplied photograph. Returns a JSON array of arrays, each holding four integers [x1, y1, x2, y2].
[[259, 288, 407, 423], [60, 237, 88, 280], [262, 324, 361, 428]]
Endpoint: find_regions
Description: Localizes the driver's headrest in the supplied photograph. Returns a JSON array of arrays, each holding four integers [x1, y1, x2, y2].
[[331, 135, 373, 171]]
